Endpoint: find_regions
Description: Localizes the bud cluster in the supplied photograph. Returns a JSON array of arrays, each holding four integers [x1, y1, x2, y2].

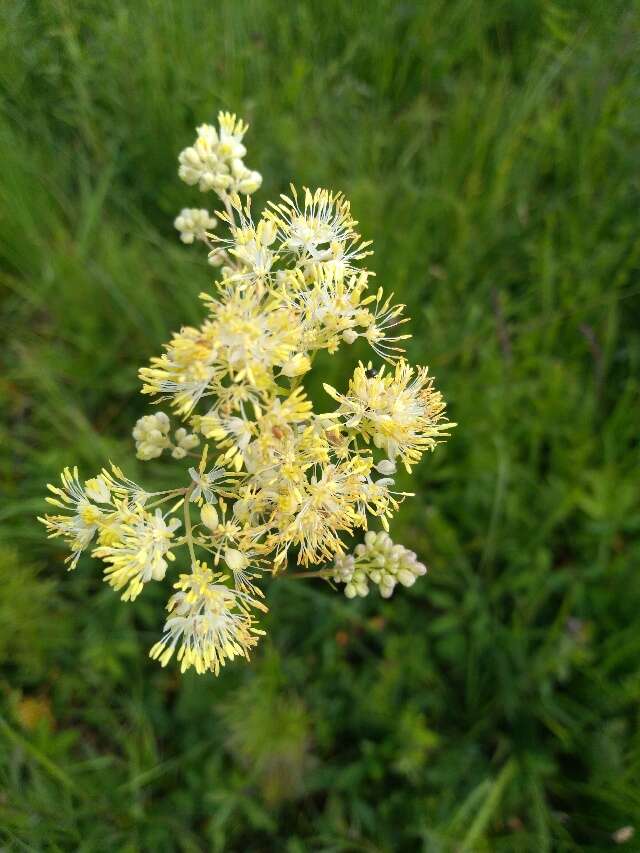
[[178, 112, 262, 195], [332, 531, 427, 599], [132, 412, 199, 461], [174, 208, 218, 245]]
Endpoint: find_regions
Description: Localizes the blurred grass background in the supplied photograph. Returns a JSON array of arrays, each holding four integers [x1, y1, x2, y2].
[[1, 1, 640, 850]]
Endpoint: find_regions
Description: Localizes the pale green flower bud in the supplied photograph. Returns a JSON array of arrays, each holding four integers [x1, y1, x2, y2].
[[355, 580, 369, 597], [171, 427, 200, 459], [174, 208, 217, 245], [375, 459, 397, 476], [398, 569, 416, 587], [200, 504, 219, 531], [282, 353, 311, 377], [236, 170, 262, 194], [225, 547, 248, 573]]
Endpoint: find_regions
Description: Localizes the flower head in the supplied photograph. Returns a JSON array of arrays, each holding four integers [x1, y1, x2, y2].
[[93, 507, 181, 601], [267, 186, 372, 273], [324, 360, 453, 471], [149, 561, 266, 675]]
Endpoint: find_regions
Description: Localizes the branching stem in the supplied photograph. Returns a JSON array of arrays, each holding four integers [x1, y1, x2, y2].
[[143, 488, 188, 510], [286, 569, 334, 580]]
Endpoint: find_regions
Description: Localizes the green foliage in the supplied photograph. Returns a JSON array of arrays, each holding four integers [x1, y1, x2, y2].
[[1, 0, 639, 849], [0, 547, 69, 682]]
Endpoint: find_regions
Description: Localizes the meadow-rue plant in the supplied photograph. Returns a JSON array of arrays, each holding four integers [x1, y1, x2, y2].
[[40, 111, 454, 676]]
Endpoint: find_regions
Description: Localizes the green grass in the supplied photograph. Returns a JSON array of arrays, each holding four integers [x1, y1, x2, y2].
[[2, 1, 640, 849]]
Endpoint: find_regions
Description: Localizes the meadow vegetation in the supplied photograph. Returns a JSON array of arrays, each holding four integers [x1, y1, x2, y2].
[[1, 1, 639, 849]]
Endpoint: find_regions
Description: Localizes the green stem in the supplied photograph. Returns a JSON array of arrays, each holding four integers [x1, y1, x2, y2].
[[144, 488, 187, 510], [285, 569, 334, 580], [183, 483, 197, 568]]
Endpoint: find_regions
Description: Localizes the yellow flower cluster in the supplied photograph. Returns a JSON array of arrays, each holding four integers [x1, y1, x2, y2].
[[40, 112, 454, 676], [149, 561, 266, 675]]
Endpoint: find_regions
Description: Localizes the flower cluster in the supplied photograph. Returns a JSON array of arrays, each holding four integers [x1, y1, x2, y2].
[[40, 111, 454, 676], [149, 561, 266, 675]]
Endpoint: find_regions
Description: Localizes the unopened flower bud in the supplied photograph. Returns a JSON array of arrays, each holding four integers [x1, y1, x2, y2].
[[398, 569, 416, 587], [200, 504, 219, 531], [282, 353, 311, 377], [224, 547, 248, 572], [375, 459, 397, 476], [174, 208, 217, 244]]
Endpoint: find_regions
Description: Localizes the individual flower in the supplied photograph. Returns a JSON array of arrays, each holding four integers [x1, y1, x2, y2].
[[353, 468, 409, 531], [188, 450, 239, 505], [215, 201, 278, 281], [267, 185, 372, 272], [222, 546, 265, 596], [174, 208, 217, 244], [332, 531, 427, 599], [323, 360, 453, 471], [200, 413, 254, 470], [101, 464, 151, 507], [93, 507, 181, 601], [350, 286, 411, 362], [149, 561, 266, 675], [39, 468, 110, 569]]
